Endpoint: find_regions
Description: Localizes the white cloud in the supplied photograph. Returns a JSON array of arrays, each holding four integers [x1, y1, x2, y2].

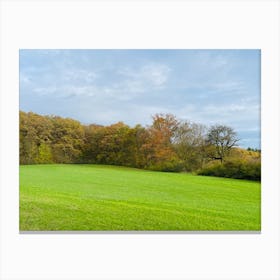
[[29, 62, 171, 101], [63, 69, 98, 83], [141, 64, 171, 86], [210, 81, 245, 92], [118, 63, 171, 89], [33, 86, 58, 95], [197, 52, 232, 71]]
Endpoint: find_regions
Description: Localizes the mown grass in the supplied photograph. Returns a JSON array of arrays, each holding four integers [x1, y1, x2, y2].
[[20, 164, 261, 231]]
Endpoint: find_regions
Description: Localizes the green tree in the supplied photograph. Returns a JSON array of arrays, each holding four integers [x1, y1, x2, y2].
[[35, 142, 53, 163]]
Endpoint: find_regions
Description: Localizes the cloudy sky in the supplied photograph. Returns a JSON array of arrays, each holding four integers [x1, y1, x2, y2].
[[20, 49, 260, 148]]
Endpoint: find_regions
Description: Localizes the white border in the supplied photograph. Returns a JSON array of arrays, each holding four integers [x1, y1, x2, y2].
[[1, 1, 279, 279]]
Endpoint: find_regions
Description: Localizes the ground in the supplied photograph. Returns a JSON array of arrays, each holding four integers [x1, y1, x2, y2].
[[20, 164, 261, 231]]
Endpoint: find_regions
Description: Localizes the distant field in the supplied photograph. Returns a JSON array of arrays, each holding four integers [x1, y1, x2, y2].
[[20, 164, 261, 231]]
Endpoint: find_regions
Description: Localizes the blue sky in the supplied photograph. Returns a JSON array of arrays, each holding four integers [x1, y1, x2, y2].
[[20, 49, 261, 148]]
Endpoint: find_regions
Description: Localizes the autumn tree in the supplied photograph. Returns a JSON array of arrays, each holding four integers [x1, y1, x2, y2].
[[95, 122, 136, 166], [20, 111, 53, 164], [50, 116, 85, 163], [173, 121, 208, 171], [82, 122, 141, 167], [20, 111, 252, 177], [151, 113, 180, 144], [140, 114, 182, 171], [82, 124, 105, 163]]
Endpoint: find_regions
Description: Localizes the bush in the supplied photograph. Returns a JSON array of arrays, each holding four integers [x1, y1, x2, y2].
[[148, 159, 184, 172], [197, 159, 261, 181]]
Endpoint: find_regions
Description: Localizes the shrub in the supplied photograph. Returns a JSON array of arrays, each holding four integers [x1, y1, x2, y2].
[[197, 159, 261, 181], [148, 159, 184, 172]]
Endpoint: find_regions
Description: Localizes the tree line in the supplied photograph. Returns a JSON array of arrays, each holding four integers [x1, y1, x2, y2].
[[20, 111, 261, 180]]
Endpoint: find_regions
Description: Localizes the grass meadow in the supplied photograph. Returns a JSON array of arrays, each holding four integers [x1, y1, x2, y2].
[[20, 164, 261, 231]]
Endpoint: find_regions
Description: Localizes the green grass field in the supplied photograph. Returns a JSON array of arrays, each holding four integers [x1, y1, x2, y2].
[[20, 164, 261, 231]]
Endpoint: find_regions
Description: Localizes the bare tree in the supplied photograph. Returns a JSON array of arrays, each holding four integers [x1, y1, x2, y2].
[[207, 125, 239, 163]]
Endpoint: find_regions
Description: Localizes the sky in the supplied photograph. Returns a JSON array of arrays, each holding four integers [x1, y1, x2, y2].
[[20, 49, 261, 149]]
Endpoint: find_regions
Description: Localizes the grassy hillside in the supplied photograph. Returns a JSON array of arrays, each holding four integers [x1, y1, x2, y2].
[[20, 164, 261, 231]]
